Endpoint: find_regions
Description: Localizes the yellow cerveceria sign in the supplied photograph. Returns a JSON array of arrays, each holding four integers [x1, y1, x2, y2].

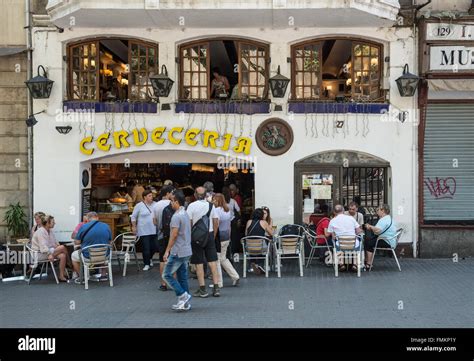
[[80, 127, 252, 156]]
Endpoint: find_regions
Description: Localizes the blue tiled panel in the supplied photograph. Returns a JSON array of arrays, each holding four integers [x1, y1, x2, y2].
[[63, 101, 158, 113], [288, 102, 390, 114], [175, 101, 271, 114]]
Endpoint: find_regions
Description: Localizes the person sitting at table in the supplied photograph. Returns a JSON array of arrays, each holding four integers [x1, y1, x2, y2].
[[315, 205, 334, 262], [363, 204, 397, 270], [344, 201, 364, 227], [30, 211, 45, 239], [245, 208, 274, 275], [71, 212, 112, 283], [71, 216, 88, 240], [262, 206, 273, 236], [353, 196, 367, 216], [31, 214, 70, 282], [327, 204, 363, 272]]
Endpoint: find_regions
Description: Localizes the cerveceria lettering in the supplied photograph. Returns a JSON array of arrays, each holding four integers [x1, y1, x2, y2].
[[79, 127, 252, 156]]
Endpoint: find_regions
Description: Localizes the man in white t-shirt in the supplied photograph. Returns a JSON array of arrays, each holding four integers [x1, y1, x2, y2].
[[328, 204, 363, 271], [186, 186, 220, 298]]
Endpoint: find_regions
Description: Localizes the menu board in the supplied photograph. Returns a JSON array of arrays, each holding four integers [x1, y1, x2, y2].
[[311, 185, 332, 200], [81, 189, 92, 217]]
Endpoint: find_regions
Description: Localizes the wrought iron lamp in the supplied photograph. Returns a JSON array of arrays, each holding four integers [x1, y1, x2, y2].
[[396, 64, 420, 97], [25, 65, 54, 99], [150, 65, 174, 98], [269, 65, 290, 98]]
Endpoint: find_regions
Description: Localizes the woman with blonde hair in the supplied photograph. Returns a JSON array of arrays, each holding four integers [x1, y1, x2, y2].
[[31, 215, 70, 282], [31, 211, 45, 239], [213, 193, 240, 287]]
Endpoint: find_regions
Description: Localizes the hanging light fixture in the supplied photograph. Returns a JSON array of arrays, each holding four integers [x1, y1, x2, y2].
[[25, 110, 45, 127], [25, 115, 38, 127], [25, 65, 54, 99], [395, 64, 420, 97], [269, 65, 290, 98], [55, 125, 72, 134], [150, 65, 174, 98]]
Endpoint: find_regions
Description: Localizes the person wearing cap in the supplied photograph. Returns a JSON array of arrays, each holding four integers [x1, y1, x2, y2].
[[71, 212, 112, 283]]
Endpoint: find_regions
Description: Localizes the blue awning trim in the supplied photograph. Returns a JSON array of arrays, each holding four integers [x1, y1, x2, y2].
[[175, 101, 271, 114], [288, 102, 389, 114], [63, 101, 157, 113]]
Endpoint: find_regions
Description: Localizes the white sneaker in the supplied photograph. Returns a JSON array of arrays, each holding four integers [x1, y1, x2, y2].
[[72, 272, 79, 279], [232, 278, 240, 287], [172, 302, 191, 311], [143, 265, 150, 271], [172, 292, 191, 311], [150, 261, 154, 267]]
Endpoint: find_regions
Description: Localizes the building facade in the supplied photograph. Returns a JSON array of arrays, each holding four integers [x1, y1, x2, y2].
[[31, 0, 420, 255], [417, 0, 474, 257]]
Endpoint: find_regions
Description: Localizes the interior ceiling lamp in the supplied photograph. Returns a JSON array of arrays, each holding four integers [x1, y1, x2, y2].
[[396, 64, 420, 97], [25, 65, 54, 99], [150, 65, 174, 98], [191, 164, 214, 173], [269, 65, 290, 98]]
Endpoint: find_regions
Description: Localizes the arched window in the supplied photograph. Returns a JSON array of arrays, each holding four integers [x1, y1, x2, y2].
[[67, 38, 158, 102], [291, 38, 383, 102], [179, 38, 269, 101]]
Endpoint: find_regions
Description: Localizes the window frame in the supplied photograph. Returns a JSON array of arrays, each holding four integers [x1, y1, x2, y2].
[[67, 37, 159, 102], [290, 37, 384, 102], [178, 37, 270, 102]]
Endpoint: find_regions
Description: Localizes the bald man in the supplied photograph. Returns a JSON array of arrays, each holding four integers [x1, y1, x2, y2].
[[186, 186, 220, 298]]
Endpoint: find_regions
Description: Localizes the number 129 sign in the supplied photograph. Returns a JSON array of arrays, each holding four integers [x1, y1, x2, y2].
[[426, 23, 473, 41]]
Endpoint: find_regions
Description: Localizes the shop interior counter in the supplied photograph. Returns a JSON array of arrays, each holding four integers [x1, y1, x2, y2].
[[98, 211, 131, 240]]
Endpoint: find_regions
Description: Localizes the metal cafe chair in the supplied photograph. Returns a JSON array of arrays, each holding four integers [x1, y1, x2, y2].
[[80, 244, 113, 290], [303, 226, 332, 268], [26, 243, 59, 285], [111, 232, 140, 277], [333, 234, 363, 278], [274, 231, 305, 277], [370, 228, 404, 272], [241, 236, 273, 278]]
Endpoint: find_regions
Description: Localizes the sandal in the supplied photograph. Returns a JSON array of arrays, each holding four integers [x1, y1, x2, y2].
[[338, 265, 347, 272], [350, 264, 358, 272], [364, 263, 372, 271]]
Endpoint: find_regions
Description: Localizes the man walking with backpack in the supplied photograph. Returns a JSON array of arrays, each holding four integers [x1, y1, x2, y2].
[[187, 186, 221, 297], [153, 185, 175, 291]]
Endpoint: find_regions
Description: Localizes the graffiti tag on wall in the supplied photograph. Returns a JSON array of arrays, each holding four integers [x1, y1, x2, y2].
[[424, 177, 457, 200]]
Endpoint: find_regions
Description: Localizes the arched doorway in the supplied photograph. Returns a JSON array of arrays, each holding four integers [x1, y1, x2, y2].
[[294, 150, 390, 225]]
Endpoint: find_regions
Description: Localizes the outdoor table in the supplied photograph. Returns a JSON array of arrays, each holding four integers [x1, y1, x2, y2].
[[2, 239, 28, 283]]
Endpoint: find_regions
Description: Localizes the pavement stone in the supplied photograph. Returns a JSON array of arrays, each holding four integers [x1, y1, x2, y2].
[[0, 257, 472, 328]]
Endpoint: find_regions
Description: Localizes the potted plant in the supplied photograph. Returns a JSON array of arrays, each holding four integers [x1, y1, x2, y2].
[[3, 202, 29, 241]]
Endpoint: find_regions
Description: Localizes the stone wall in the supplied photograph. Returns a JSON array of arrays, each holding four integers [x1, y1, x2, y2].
[[0, 54, 29, 242], [420, 229, 474, 258]]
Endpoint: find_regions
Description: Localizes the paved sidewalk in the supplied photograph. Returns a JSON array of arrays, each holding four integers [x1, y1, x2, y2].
[[0, 257, 472, 328]]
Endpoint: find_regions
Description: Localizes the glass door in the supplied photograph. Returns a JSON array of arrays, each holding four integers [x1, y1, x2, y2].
[[297, 169, 339, 225]]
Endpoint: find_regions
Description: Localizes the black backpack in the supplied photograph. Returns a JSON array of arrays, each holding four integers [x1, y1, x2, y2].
[[191, 202, 213, 248], [161, 203, 174, 240]]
